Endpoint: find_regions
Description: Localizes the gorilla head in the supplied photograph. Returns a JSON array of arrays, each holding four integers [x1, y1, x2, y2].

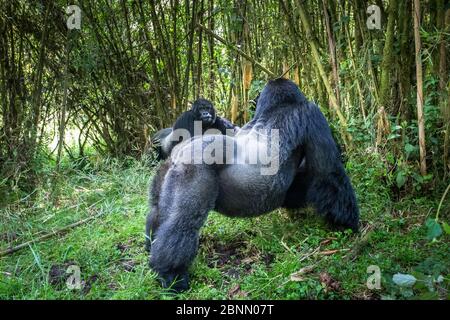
[[191, 98, 216, 127], [254, 79, 306, 117]]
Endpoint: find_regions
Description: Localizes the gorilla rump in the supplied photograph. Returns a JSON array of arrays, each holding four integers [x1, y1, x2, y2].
[[152, 98, 236, 160], [145, 79, 359, 292]]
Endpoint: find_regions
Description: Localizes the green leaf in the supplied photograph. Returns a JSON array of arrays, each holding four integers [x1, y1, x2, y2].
[[393, 273, 417, 287], [442, 222, 450, 235], [387, 133, 401, 140], [404, 143, 416, 155], [416, 291, 439, 300], [396, 171, 407, 188], [399, 287, 414, 298], [413, 173, 424, 183], [425, 218, 443, 240]]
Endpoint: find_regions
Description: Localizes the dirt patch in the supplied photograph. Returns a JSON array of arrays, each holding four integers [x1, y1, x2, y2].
[[352, 290, 381, 300], [48, 262, 99, 294], [108, 282, 119, 291], [115, 240, 139, 272], [202, 236, 274, 279], [319, 272, 341, 292], [262, 252, 275, 267], [116, 239, 138, 254], [228, 284, 248, 299], [48, 262, 76, 287], [207, 240, 246, 268], [225, 268, 240, 279], [81, 275, 99, 295], [120, 259, 137, 272], [0, 232, 18, 243], [116, 243, 130, 254]]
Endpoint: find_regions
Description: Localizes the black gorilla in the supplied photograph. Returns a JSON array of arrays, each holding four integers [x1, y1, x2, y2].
[[145, 79, 359, 292], [152, 98, 237, 160]]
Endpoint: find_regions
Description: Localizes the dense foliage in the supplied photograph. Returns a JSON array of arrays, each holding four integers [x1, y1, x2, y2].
[[0, 0, 448, 300]]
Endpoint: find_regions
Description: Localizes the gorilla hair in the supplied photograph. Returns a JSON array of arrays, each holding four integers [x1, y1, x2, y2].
[[151, 98, 237, 160], [145, 78, 359, 292]]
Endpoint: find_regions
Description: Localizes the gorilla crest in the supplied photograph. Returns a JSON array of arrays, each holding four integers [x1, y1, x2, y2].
[[145, 78, 359, 292]]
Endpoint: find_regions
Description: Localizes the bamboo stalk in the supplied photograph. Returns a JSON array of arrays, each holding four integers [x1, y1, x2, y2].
[[295, 1, 353, 148], [56, 32, 71, 170], [196, 23, 275, 77], [413, 0, 427, 176]]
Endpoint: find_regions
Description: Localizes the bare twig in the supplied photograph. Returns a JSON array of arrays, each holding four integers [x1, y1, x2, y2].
[[196, 23, 275, 77], [344, 225, 375, 262], [435, 183, 450, 221], [319, 249, 350, 255], [0, 211, 107, 257], [279, 62, 297, 79]]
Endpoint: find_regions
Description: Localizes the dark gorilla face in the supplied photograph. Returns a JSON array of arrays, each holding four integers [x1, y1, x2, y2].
[[192, 98, 216, 126]]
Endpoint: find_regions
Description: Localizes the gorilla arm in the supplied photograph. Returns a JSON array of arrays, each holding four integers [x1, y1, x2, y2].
[[212, 116, 240, 135], [151, 128, 173, 161]]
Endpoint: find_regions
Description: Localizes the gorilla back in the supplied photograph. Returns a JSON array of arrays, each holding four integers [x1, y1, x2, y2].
[[145, 78, 359, 292]]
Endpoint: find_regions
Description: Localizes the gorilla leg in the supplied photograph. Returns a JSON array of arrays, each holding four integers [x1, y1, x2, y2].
[[305, 166, 359, 231], [282, 155, 310, 209], [149, 164, 218, 292], [304, 145, 359, 231], [283, 164, 358, 231], [282, 100, 359, 231], [282, 174, 309, 209], [300, 102, 359, 231], [145, 161, 171, 252]]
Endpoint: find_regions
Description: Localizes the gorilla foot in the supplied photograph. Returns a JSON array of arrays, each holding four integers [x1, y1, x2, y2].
[[159, 271, 190, 293]]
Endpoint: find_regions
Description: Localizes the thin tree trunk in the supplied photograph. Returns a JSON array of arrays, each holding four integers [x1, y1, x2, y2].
[[341, 7, 366, 121], [208, 0, 215, 101], [296, 0, 352, 147], [438, 4, 450, 176], [181, 0, 197, 106], [137, 0, 166, 126], [197, 23, 275, 77], [56, 33, 71, 170], [398, 0, 413, 120], [379, 0, 398, 112], [413, 0, 427, 176], [322, 0, 341, 107], [196, 0, 204, 96], [28, 2, 51, 160]]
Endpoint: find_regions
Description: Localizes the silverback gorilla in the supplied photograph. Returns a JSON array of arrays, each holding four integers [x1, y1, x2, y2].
[[145, 79, 359, 292], [152, 98, 237, 160]]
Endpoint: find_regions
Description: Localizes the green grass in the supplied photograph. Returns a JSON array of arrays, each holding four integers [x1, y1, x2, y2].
[[0, 155, 448, 300]]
